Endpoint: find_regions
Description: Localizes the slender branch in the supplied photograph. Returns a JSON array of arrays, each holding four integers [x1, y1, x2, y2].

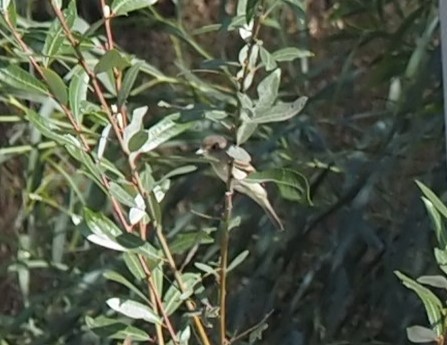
[[3, 10, 132, 232], [131, 167, 212, 345], [138, 255, 178, 345], [229, 311, 273, 344], [99, 0, 126, 121], [50, 3, 128, 152], [219, 3, 265, 344], [49, 5, 212, 344]]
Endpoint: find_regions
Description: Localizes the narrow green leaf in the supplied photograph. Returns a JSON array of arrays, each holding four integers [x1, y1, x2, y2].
[[123, 106, 147, 151], [434, 248, 447, 276], [395, 271, 443, 336], [42, 3, 76, 66], [128, 131, 149, 152], [228, 250, 249, 271], [115, 233, 161, 261], [236, 118, 257, 145], [250, 96, 308, 123], [245, 168, 312, 204], [421, 197, 447, 250], [65, 145, 103, 183], [160, 165, 197, 182], [112, 0, 158, 16], [417, 275, 447, 290], [194, 262, 218, 277], [85, 232, 127, 251], [94, 49, 131, 74], [109, 182, 136, 208], [118, 62, 142, 107], [103, 270, 149, 302], [257, 69, 281, 109], [42, 67, 68, 105], [26, 109, 73, 146], [170, 232, 213, 254], [416, 181, 447, 220], [106, 297, 162, 324], [152, 262, 164, 297], [86, 315, 151, 341], [0, 65, 48, 95], [139, 114, 194, 153], [259, 46, 277, 71], [405, 14, 439, 79], [69, 68, 89, 124], [163, 273, 201, 316], [245, 0, 260, 23], [84, 208, 122, 238], [406, 325, 438, 343], [0, 0, 16, 26], [147, 190, 162, 226], [271, 47, 313, 62], [1, 0, 11, 13], [123, 252, 146, 280]]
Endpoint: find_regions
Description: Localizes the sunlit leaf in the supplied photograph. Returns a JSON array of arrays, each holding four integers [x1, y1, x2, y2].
[[163, 273, 201, 316], [271, 47, 313, 62], [0, 65, 48, 95], [112, 0, 158, 16], [257, 69, 281, 109], [228, 250, 249, 271], [86, 315, 151, 341], [259, 46, 277, 71], [250, 97, 308, 123], [416, 181, 447, 220], [84, 208, 122, 238], [406, 325, 438, 343], [86, 233, 127, 251], [417, 275, 447, 290], [139, 114, 194, 153], [395, 271, 443, 336], [110, 182, 136, 208], [106, 298, 162, 324]]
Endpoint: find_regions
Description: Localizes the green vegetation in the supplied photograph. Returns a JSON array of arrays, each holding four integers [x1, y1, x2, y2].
[[0, 0, 443, 344]]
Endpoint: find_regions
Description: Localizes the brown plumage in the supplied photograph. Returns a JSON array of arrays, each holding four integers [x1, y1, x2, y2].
[[197, 135, 284, 231]]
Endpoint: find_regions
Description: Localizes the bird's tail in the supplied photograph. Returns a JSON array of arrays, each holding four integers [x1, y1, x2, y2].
[[260, 199, 285, 231]]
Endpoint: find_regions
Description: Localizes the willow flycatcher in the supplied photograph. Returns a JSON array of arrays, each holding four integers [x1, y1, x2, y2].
[[196, 135, 284, 231]]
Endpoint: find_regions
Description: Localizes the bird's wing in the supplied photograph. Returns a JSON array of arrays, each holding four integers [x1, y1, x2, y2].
[[232, 160, 256, 180]]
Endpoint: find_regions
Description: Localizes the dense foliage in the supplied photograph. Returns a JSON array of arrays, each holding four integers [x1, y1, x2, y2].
[[0, 0, 444, 344]]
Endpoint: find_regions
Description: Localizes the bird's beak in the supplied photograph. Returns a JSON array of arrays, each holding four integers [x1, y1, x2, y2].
[[195, 148, 205, 155]]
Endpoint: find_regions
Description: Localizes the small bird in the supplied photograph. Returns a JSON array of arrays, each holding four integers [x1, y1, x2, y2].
[[196, 135, 284, 231]]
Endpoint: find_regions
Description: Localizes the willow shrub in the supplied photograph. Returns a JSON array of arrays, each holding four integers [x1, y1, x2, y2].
[[0, 0, 310, 344]]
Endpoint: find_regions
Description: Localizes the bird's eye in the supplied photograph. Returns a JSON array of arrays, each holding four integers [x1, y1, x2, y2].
[[212, 143, 220, 150]]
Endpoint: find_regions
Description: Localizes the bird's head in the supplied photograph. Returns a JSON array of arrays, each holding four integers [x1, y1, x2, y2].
[[196, 135, 228, 156]]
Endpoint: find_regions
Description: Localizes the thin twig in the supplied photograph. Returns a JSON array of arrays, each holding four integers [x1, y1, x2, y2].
[[219, 177, 233, 345], [48, 5, 212, 344], [229, 311, 273, 344], [4, 6, 182, 343], [3, 10, 131, 232]]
